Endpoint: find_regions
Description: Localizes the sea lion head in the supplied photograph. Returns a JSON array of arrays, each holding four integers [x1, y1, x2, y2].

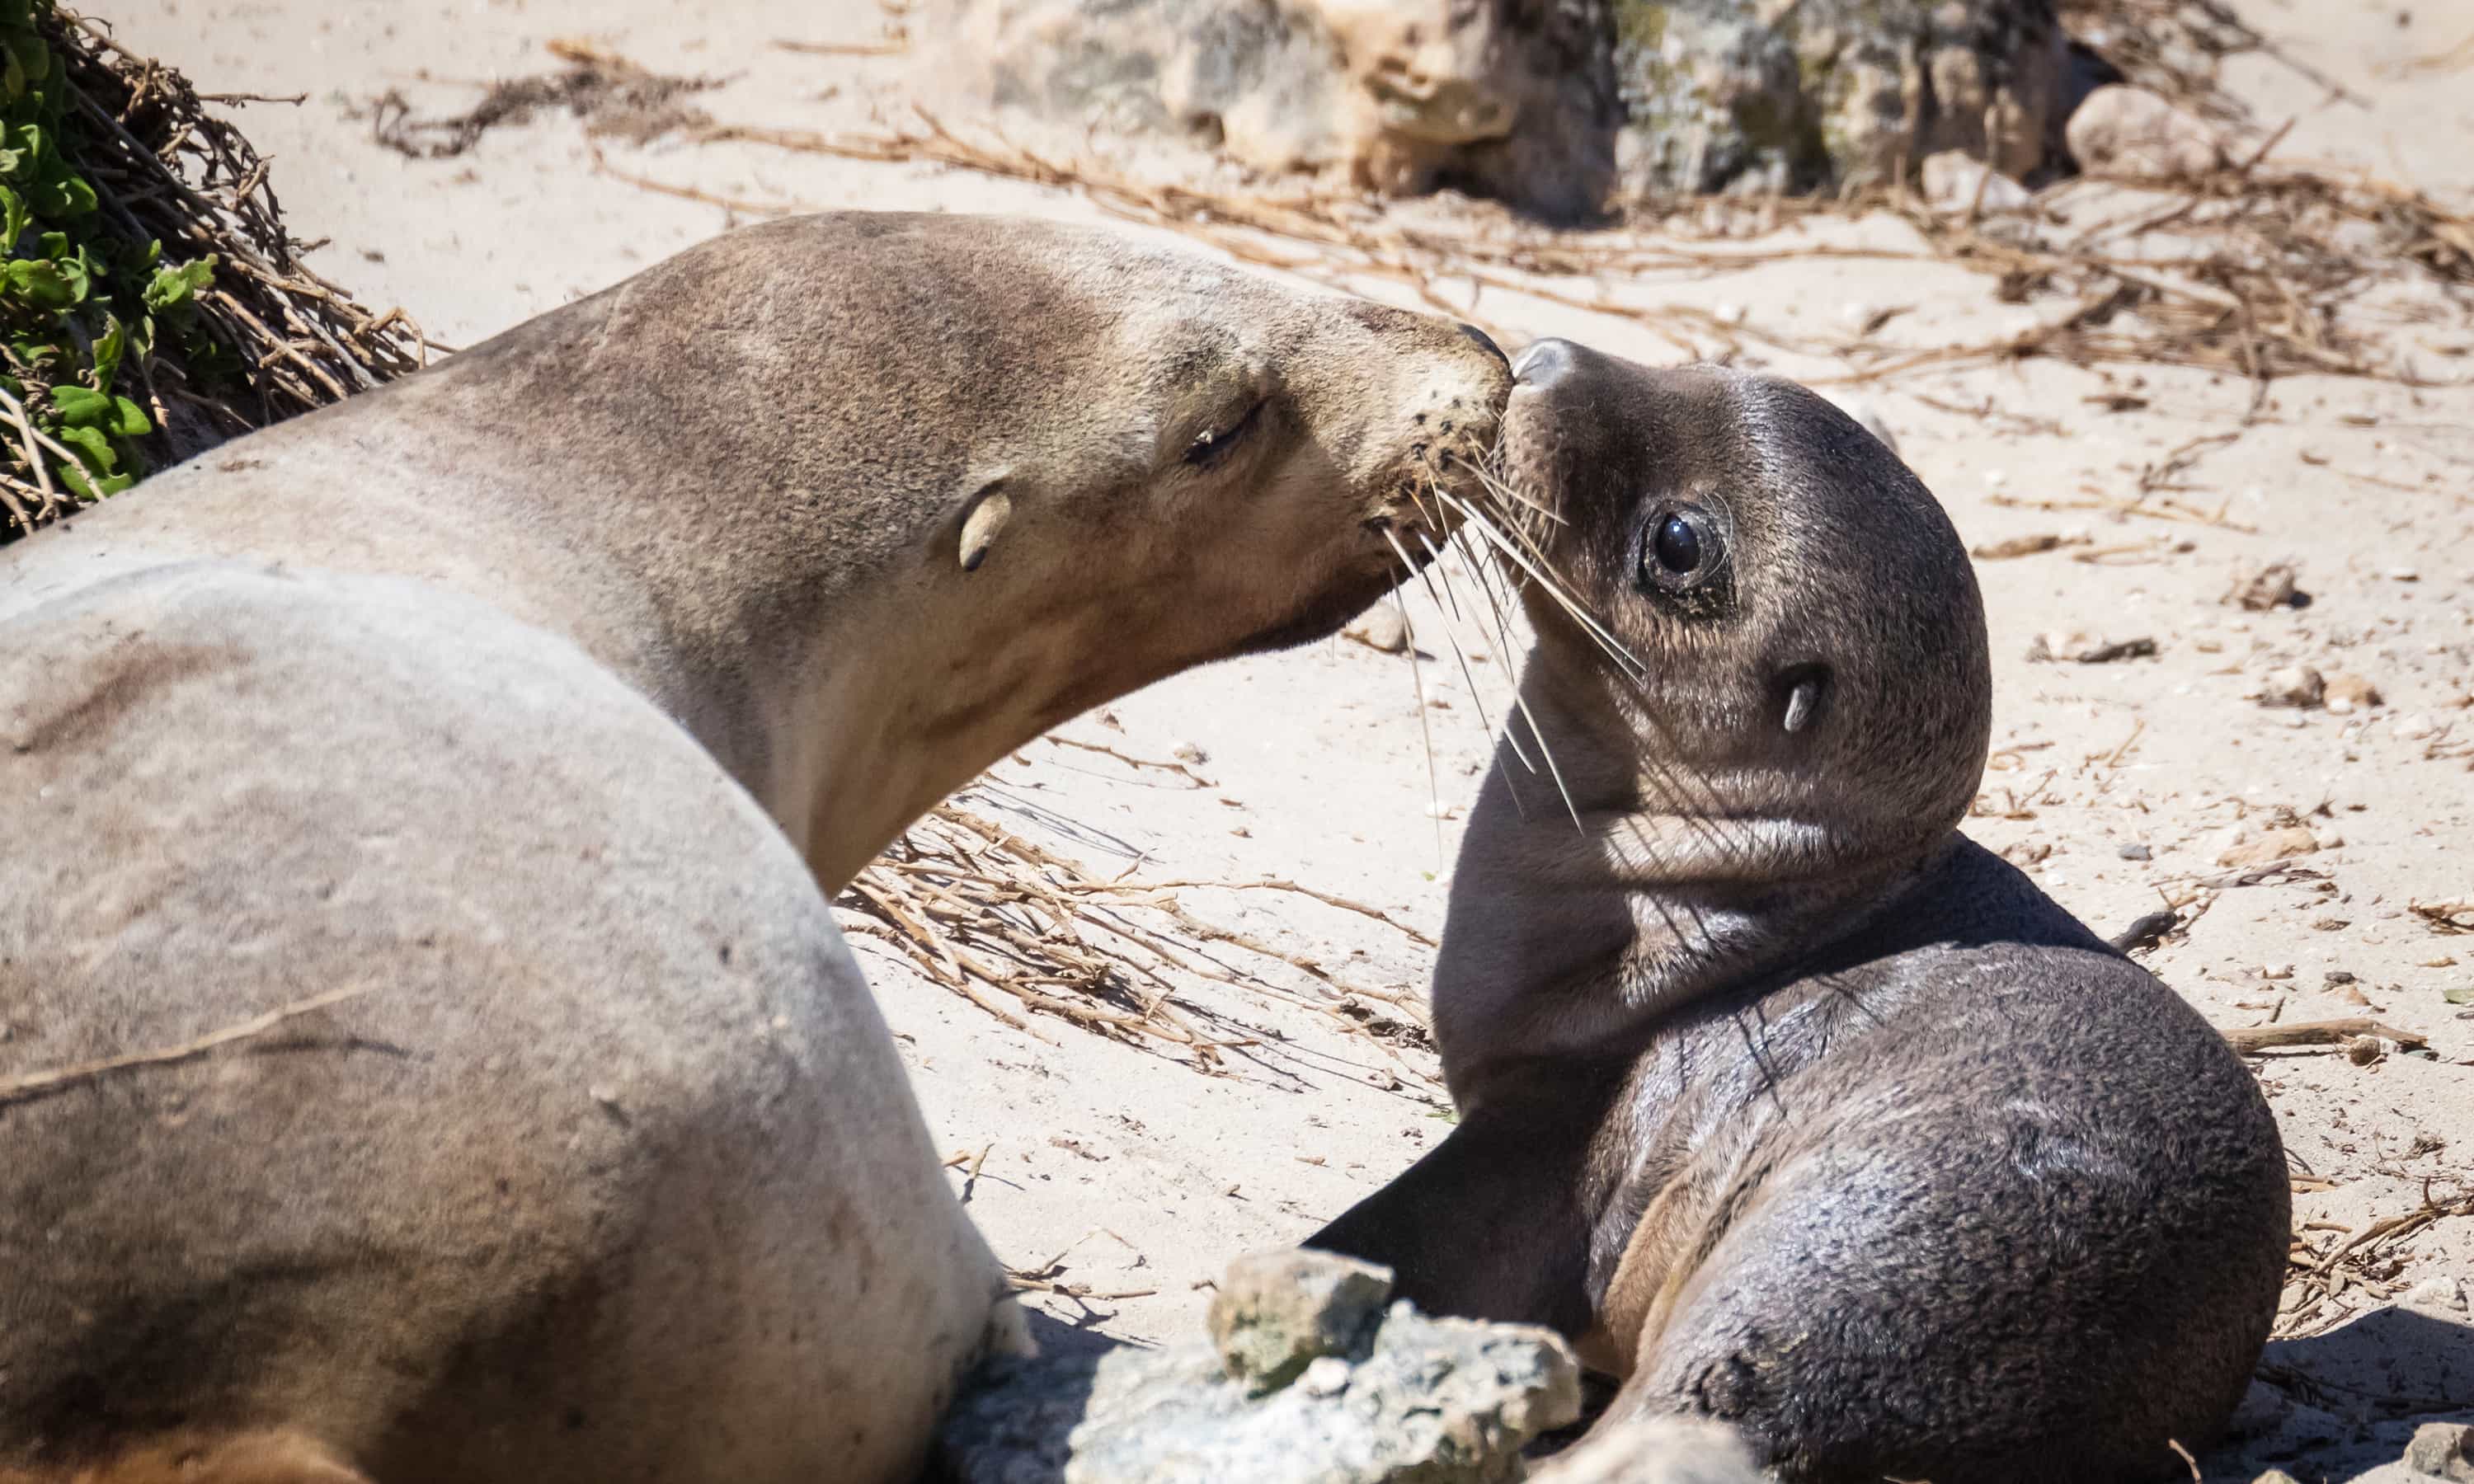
[[1433, 339, 1991, 1095], [423, 212, 1511, 885]]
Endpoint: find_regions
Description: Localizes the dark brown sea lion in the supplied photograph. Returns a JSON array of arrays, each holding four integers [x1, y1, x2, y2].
[[1311, 338, 2288, 1484]]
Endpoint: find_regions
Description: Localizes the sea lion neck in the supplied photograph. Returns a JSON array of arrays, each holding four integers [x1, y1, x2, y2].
[[1431, 615, 1954, 1105]]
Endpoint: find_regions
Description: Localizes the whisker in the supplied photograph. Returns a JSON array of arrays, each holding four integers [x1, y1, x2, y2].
[[1454, 525, 1540, 777], [1403, 525, 1521, 821], [1383, 561, 1450, 864], [1438, 491, 1649, 685]]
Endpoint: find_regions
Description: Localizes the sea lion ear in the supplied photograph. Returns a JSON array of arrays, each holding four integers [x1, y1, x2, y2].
[[1780, 664, 1831, 734], [957, 482, 1014, 573]]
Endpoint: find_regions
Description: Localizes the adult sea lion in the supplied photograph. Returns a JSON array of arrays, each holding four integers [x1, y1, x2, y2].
[[1310, 339, 2288, 1483], [0, 211, 1511, 1484]]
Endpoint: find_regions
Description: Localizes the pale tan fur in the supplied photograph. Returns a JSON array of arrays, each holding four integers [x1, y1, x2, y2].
[[0, 213, 1507, 1482]]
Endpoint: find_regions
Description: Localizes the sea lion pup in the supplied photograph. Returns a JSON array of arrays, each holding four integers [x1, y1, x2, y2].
[[0, 212, 1510, 1484], [1310, 340, 2288, 1484]]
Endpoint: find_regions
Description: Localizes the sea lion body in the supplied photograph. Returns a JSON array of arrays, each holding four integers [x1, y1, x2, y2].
[[1312, 341, 2287, 1483], [0, 212, 1510, 1482]]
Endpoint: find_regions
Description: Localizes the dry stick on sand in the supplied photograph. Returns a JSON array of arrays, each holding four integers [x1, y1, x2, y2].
[[838, 802, 1444, 1072], [2279, 1182, 2474, 1338], [2222, 1018, 2429, 1054], [0, 986, 370, 1109]]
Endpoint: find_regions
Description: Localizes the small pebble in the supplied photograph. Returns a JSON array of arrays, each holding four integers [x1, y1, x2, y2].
[[2117, 842, 2152, 862], [1299, 1356, 1353, 1397], [2259, 665, 2325, 709], [2260, 964, 2294, 981], [1173, 741, 1210, 765], [2325, 673, 2383, 713], [2395, 713, 2439, 741], [1343, 608, 1411, 655]]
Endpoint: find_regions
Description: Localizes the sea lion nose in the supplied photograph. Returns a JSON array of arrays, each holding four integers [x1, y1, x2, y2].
[[1457, 322, 1507, 365], [1512, 337, 1578, 387]]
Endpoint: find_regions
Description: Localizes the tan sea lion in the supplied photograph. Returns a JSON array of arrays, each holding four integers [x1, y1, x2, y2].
[[0, 211, 1511, 1484], [1310, 339, 2288, 1483]]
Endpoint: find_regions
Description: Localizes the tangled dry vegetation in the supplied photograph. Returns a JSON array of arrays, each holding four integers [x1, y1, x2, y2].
[[0, 4, 426, 540]]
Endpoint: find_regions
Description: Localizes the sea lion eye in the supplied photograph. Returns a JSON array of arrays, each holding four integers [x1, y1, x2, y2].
[[1184, 398, 1266, 467], [1653, 514, 1700, 573], [1638, 505, 1721, 594]]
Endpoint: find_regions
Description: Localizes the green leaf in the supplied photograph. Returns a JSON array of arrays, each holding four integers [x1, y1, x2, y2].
[[54, 458, 130, 501], [0, 183, 23, 247], [109, 396, 149, 438], [0, 2, 36, 32], [4, 28, 49, 89], [90, 314, 125, 391], [6, 256, 75, 309], [26, 170, 94, 219], [50, 383, 109, 427], [144, 256, 215, 312], [55, 422, 115, 473]]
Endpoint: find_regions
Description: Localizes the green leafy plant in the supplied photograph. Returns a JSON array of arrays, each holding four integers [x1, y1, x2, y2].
[[0, 0, 233, 524]]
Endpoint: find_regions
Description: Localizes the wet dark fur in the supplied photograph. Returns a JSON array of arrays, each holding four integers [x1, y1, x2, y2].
[[1312, 342, 2289, 1484]]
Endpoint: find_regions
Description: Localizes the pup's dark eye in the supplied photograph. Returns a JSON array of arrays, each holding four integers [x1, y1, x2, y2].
[[1638, 505, 1722, 594], [1653, 514, 1700, 573], [1184, 399, 1266, 467]]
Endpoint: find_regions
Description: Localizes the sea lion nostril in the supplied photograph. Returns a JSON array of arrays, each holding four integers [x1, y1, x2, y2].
[[1512, 337, 1578, 386], [1458, 323, 1507, 365]]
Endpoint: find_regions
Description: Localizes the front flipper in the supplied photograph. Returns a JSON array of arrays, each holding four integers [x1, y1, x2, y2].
[[1306, 1064, 1621, 1341]]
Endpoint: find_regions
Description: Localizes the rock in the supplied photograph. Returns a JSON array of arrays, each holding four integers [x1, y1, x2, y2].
[[2117, 841, 2152, 862], [2396, 712, 2440, 741], [1344, 606, 1411, 654], [2405, 1421, 2474, 1481], [2406, 1275, 2469, 1313], [2062, 83, 2223, 177], [1528, 1416, 1765, 1482], [1612, 0, 2068, 196], [1921, 149, 2032, 212], [925, 0, 1619, 220], [2325, 673, 2384, 713], [2217, 826, 2320, 869], [2026, 630, 2156, 664], [1173, 740, 1211, 765], [1208, 1248, 1394, 1395], [2226, 561, 2304, 610], [2259, 665, 2326, 710], [2252, 1472, 2302, 1484], [938, 1250, 1583, 1484], [1318, 0, 1620, 217]]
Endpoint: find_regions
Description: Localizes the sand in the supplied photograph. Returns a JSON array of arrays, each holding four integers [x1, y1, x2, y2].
[[93, 0, 2474, 1477]]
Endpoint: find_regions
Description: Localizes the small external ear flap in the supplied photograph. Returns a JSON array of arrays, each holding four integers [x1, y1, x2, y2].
[[958, 485, 1013, 573], [1780, 664, 1831, 734]]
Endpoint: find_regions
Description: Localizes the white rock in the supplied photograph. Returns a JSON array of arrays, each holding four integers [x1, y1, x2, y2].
[[2065, 85, 2225, 177], [2258, 665, 2325, 710], [2396, 713, 2439, 741], [1919, 149, 2032, 212]]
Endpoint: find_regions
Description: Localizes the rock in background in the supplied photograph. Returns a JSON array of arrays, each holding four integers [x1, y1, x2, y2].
[[924, 0, 2099, 213], [1611, 0, 2067, 195], [920, 0, 1621, 220]]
